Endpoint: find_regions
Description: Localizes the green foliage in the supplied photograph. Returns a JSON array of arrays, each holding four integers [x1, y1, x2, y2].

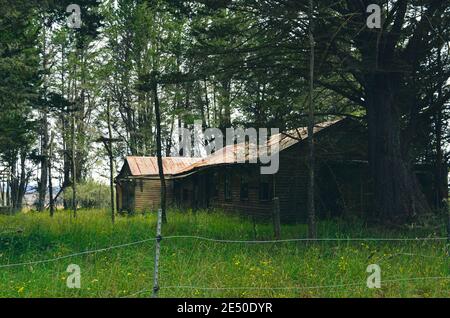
[[63, 181, 110, 209], [0, 0, 40, 162]]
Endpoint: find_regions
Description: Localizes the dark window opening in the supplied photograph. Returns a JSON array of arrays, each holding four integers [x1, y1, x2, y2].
[[224, 173, 232, 201], [183, 189, 189, 202], [212, 172, 219, 198], [259, 175, 272, 201], [240, 175, 249, 201]]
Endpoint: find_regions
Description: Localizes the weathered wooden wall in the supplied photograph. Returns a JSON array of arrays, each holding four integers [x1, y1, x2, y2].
[[117, 179, 174, 213], [175, 166, 274, 218], [134, 179, 174, 212]]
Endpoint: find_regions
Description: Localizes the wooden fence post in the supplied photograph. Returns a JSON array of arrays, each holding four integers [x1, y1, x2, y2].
[[273, 197, 281, 240], [152, 208, 163, 298]]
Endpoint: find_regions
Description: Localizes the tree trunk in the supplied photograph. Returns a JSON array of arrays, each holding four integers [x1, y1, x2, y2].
[[17, 152, 27, 211], [37, 22, 49, 212], [204, 79, 210, 126], [72, 105, 77, 218], [365, 73, 430, 222], [10, 152, 28, 212], [60, 42, 71, 210], [38, 112, 49, 212], [307, 0, 316, 239], [153, 80, 167, 224], [107, 99, 115, 224], [219, 79, 231, 130], [48, 132, 55, 217], [435, 48, 445, 209]]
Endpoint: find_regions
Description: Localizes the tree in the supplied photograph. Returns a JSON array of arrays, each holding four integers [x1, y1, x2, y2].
[[307, 0, 316, 238], [180, 0, 450, 223], [0, 0, 40, 211], [317, 0, 450, 221]]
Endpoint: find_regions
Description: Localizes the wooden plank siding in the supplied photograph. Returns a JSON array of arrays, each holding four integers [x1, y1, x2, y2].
[[275, 145, 309, 222], [116, 179, 175, 213], [175, 166, 274, 218], [134, 179, 174, 212], [209, 167, 273, 217]]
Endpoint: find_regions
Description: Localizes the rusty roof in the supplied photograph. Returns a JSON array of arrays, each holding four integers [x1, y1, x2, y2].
[[175, 118, 342, 175], [121, 119, 343, 178], [124, 156, 202, 176], [266, 118, 341, 152]]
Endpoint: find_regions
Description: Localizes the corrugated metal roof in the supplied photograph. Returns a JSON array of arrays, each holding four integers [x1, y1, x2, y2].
[[175, 119, 342, 175], [125, 156, 202, 176], [267, 118, 341, 152], [122, 119, 342, 177]]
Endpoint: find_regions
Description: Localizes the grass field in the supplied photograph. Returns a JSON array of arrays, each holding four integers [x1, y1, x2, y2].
[[0, 209, 449, 298]]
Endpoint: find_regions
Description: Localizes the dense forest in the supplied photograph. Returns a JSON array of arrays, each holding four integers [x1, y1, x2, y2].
[[0, 0, 449, 224]]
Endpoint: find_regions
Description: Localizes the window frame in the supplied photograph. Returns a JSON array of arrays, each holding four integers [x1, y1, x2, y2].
[[240, 174, 249, 201], [224, 172, 232, 201], [259, 175, 272, 202]]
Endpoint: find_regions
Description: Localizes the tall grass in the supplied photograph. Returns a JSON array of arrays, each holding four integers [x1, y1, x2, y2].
[[0, 209, 448, 298]]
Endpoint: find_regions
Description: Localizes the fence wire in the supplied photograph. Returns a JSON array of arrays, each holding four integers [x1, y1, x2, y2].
[[0, 227, 23, 235], [121, 275, 450, 298], [1, 230, 448, 297], [0, 234, 447, 269], [0, 237, 155, 268], [163, 235, 448, 243]]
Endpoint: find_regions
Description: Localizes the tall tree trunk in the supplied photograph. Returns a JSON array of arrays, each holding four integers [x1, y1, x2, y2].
[[17, 152, 27, 211], [153, 79, 167, 224], [6, 169, 10, 207], [9, 161, 17, 211], [70, 45, 78, 218], [204, 79, 210, 126], [435, 48, 445, 209], [10, 152, 28, 212], [38, 113, 49, 212], [62, 114, 71, 209], [213, 81, 218, 126], [37, 21, 49, 212], [72, 104, 77, 218], [219, 79, 231, 130], [166, 112, 175, 157], [307, 0, 316, 239], [61, 42, 71, 210], [107, 99, 115, 224], [365, 73, 430, 222], [48, 132, 55, 217]]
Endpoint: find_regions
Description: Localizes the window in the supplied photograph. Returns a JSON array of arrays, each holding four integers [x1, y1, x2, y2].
[[183, 189, 189, 202], [224, 173, 232, 201], [240, 175, 249, 201], [212, 172, 219, 198], [259, 175, 272, 201]]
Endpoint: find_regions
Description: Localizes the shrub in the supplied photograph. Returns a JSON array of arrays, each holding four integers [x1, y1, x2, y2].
[[63, 180, 110, 209]]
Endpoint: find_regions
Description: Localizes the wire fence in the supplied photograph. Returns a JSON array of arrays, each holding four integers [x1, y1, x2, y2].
[[0, 237, 155, 269], [121, 275, 450, 298], [0, 235, 447, 269], [163, 235, 448, 243], [0, 212, 449, 298], [0, 227, 23, 235]]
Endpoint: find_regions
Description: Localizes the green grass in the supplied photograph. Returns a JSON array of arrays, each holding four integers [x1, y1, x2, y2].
[[0, 209, 448, 298]]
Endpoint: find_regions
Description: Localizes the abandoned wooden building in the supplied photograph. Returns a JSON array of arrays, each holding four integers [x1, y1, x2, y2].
[[115, 118, 445, 222]]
